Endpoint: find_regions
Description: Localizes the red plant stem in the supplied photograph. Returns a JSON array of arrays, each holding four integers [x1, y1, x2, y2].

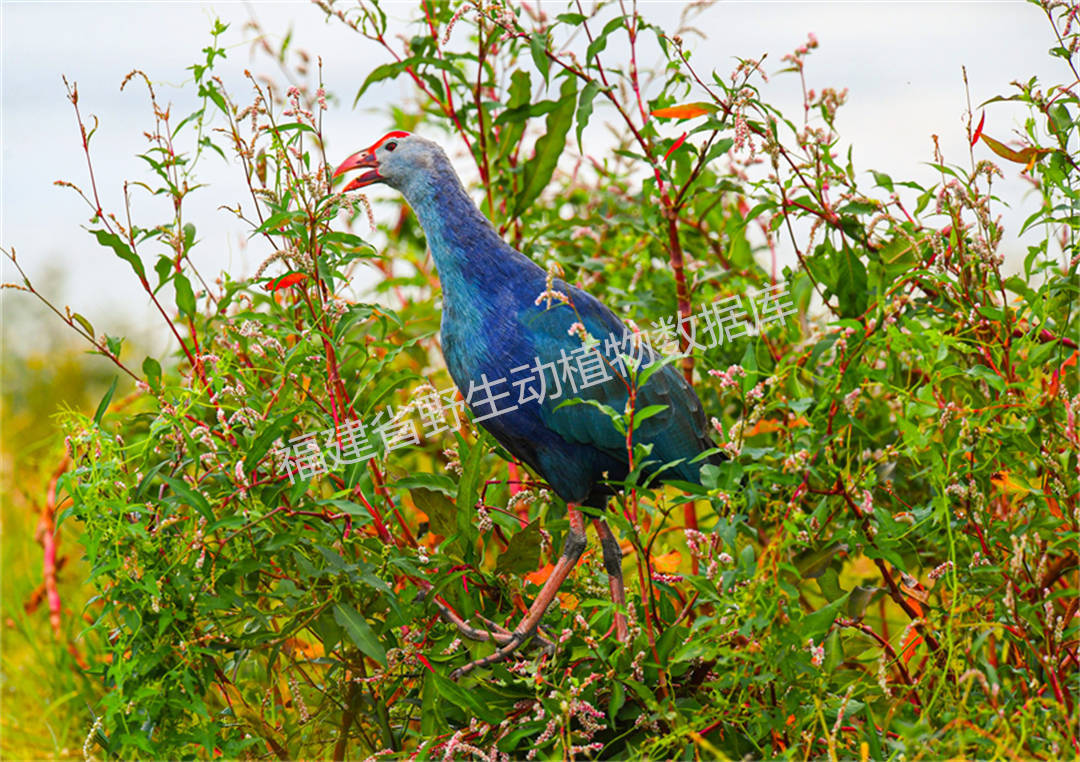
[[334, 683, 359, 761], [64, 80, 103, 218], [665, 212, 694, 384], [472, 15, 496, 217], [351, 485, 393, 544], [619, 0, 650, 127], [37, 457, 71, 639], [633, 558, 668, 698]]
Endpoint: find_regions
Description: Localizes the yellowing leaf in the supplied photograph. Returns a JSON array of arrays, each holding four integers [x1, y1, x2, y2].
[[652, 550, 682, 573], [283, 637, 324, 659], [744, 418, 777, 436], [990, 469, 1031, 497], [651, 102, 717, 120], [979, 133, 1051, 168]]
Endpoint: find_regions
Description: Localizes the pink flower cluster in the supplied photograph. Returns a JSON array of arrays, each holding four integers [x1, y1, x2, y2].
[[707, 364, 746, 390]]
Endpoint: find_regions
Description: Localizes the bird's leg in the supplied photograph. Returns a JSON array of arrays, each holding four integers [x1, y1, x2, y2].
[[451, 507, 587, 679], [592, 518, 629, 642]]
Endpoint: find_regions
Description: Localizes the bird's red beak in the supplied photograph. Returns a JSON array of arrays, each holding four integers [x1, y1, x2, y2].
[[332, 150, 381, 191]]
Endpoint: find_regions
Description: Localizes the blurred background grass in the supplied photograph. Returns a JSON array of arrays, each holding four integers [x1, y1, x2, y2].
[[1, 273, 139, 759]]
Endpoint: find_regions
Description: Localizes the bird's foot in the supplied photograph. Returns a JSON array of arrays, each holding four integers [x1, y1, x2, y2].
[[450, 506, 588, 679], [424, 590, 555, 651], [450, 628, 547, 679]]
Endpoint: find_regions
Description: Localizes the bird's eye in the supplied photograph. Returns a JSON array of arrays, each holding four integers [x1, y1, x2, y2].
[[385, 141, 397, 152]]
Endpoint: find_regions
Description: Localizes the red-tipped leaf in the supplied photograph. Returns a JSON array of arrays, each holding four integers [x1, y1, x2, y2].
[[970, 111, 985, 147], [651, 102, 716, 120], [663, 132, 689, 162], [263, 272, 307, 292]]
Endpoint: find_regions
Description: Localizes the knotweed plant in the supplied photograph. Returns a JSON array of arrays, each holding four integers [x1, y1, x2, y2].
[[3, 1, 1077, 759]]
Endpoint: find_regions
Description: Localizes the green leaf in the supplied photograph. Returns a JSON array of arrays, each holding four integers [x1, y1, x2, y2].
[[498, 70, 533, 163], [794, 542, 847, 579], [530, 33, 550, 84], [493, 99, 560, 127], [354, 61, 406, 105], [456, 440, 486, 521], [410, 487, 457, 538], [586, 16, 624, 63], [513, 76, 577, 217], [142, 356, 162, 390], [174, 272, 196, 317], [966, 364, 1006, 394], [431, 673, 496, 722], [244, 411, 296, 473], [182, 223, 196, 253], [495, 520, 542, 574], [838, 201, 878, 216], [94, 377, 118, 425], [72, 312, 95, 339], [576, 80, 600, 153], [160, 476, 214, 523], [92, 230, 145, 282], [1048, 103, 1072, 138], [197, 81, 228, 115], [333, 603, 386, 666], [254, 210, 305, 234], [802, 595, 847, 640], [847, 585, 883, 620], [394, 473, 457, 497], [420, 674, 439, 737], [104, 334, 123, 358], [823, 628, 843, 672], [817, 567, 844, 601], [608, 680, 625, 720], [630, 403, 669, 431], [271, 121, 317, 135], [864, 701, 884, 760], [355, 57, 468, 107], [154, 255, 173, 290], [871, 170, 894, 192], [832, 242, 869, 318]]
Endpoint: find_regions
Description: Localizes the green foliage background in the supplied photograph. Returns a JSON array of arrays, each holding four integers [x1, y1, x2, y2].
[[2, 1, 1077, 760]]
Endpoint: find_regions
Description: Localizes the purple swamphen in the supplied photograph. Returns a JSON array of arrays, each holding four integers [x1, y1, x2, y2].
[[334, 132, 721, 677]]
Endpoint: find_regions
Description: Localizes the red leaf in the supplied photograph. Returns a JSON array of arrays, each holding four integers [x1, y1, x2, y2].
[[650, 102, 716, 120], [663, 132, 688, 162], [970, 111, 985, 147], [415, 653, 435, 673], [526, 563, 554, 587], [900, 630, 923, 665], [263, 272, 307, 292]]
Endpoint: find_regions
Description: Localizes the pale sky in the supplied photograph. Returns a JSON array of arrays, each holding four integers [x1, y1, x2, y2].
[[1, 1, 1061, 358]]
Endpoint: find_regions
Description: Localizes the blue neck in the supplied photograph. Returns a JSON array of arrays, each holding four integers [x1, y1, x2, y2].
[[396, 167, 524, 310]]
